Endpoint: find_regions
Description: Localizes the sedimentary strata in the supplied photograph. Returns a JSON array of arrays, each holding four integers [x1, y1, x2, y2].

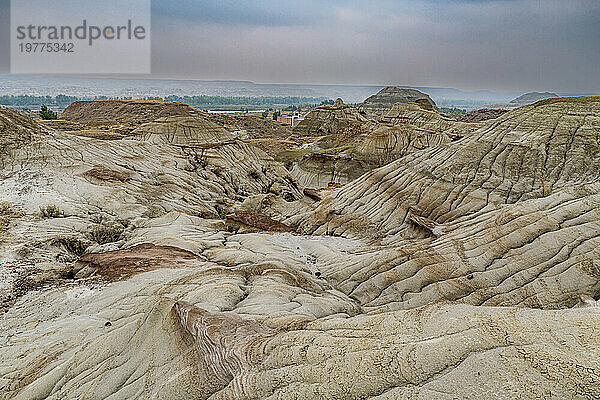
[[289, 99, 482, 188], [358, 86, 438, 117], [62, 100, 204, 124], [293, 98, 369, 137], [1, 97, 599, 399]]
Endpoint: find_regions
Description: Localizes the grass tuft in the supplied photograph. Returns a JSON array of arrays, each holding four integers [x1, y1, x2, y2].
[[40, 205, 62, 218]]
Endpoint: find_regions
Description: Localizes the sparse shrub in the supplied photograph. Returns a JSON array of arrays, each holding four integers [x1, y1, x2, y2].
[[0, 217, 8, 236], [0, 202, 11, 215], [585, 143, 600, 157], [248, 170, 260, 180], [282, 191, 296, 202], [40, 205, 62, 218], [440, 107, 467, 115], [215, 198, 233, 207], [319, 99, 335, 106], [16, 244, 32, 257], [215, 206, 228, 220], [48, 236, 89, 256], [0, 203, 24, 238], [89, 224, 123, 244], [212, 166, 224, 177], [40, 105, 58, 120], [90, 214, 105, 224]]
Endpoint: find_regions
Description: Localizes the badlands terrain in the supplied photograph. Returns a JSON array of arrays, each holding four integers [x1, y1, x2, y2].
[[0, 88, 599, 399]]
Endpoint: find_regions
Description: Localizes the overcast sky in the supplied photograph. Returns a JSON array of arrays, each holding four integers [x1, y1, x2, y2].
[[149, 0, 600, 92], [1, 0, 598, 92]]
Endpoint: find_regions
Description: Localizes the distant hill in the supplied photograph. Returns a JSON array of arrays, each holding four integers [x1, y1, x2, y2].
[[4, 75, 598, 111], [0, 75, 520, 109], [509, 92, 559, 106]]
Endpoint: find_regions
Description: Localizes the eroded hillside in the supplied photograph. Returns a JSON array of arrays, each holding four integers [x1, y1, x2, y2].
[[1, 97, 599, 400]]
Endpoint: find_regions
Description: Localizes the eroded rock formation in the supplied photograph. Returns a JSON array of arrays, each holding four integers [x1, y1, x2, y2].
[[288, 99, 482, 188], [1, 97, 600, 399], [299, 97, 600, 237], [358, 87, 438, 117], [62, 99, 204, 124], [452, 108, 508, 122], [293, 98, 370, 137]]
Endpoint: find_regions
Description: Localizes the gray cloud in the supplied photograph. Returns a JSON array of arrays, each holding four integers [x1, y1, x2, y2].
[[151, 0, 599, 92], [152, 0, 341, 27], [0, 0, 9, 73]]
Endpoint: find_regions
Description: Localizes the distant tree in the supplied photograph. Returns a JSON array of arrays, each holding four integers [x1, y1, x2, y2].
[[39, 105, 58, 120], [262, 110, 269, 118], [440, 107, 467, 115], [55, 94, 78, 106], [0, 94, 330, 111], [272, 111, 280, 120]]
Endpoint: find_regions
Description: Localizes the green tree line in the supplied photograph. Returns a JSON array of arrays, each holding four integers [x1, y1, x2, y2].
[[142, 95, 329, 107], [0, 94, 78, 107], [0, 94, 331, 109]]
